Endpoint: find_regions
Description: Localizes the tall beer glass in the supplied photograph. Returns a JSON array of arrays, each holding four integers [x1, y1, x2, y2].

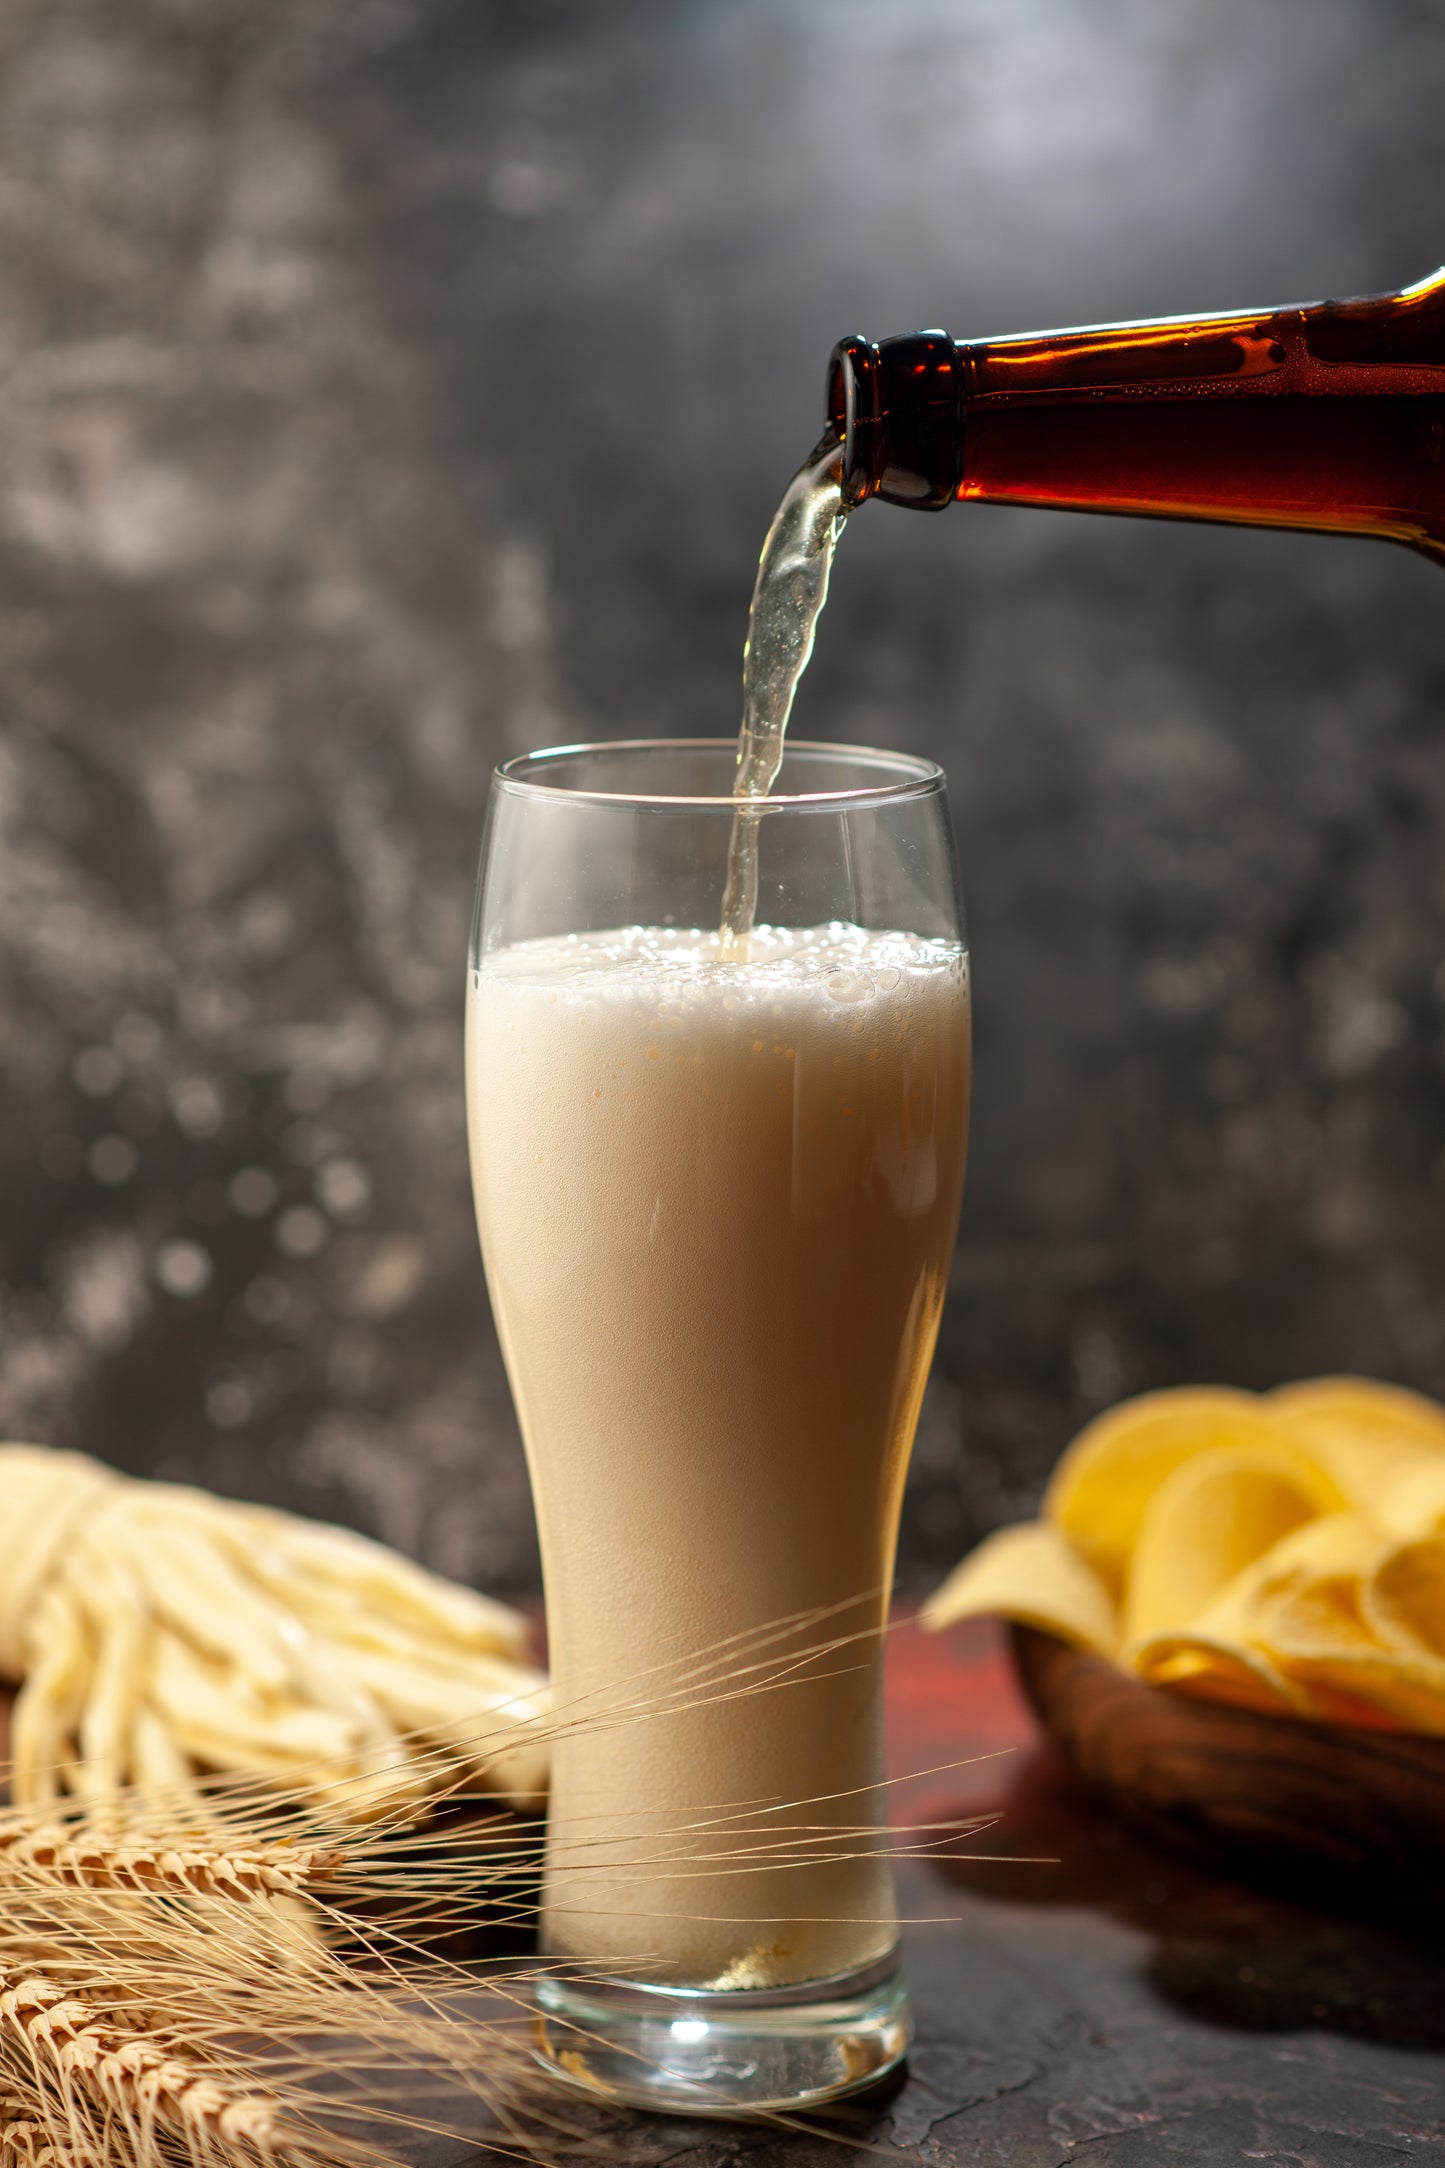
[[466, 740, 969, 2113]]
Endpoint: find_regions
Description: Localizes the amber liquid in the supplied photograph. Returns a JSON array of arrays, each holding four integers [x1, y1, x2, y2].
[[954, 268, 1445, 561], [468, 925, 969, 1986], [719, 432, 849, 955]]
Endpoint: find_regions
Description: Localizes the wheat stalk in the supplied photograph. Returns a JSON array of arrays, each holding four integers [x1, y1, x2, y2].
[[0, 1971, 336, 2168], [0, 1826, 343, 1905], [0, 1737, 567, 2163]]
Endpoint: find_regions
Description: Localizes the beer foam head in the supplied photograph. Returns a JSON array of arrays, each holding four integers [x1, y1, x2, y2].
[[476, 921, 966, 1013]]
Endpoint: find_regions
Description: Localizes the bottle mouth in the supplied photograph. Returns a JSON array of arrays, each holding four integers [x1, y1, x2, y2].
[[825, 332, 965, 511], [826, 336, 884, 507]]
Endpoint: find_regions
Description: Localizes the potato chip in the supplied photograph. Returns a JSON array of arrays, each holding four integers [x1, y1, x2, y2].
[[1365, 1534, 1445, 1658], [1130, 1516, 1368, 1717], [1044, 1386, 1282, 1593], [926, 1373, 1445, 1745], [1131, 1636, 1300, 1717], [1275, 1646, 1445, 1736], [1269, 1374, 1445, 1449], [1268, 1375, 1445, 1509], [1251, 1566, 1380, 1658], [1179, 1514, 1436, 1728], [1205, 1510, 1385, 1627], [1193, 1512, 1383, 1658], [1281, 1677, 1410, 1732], [1123, 1445, 1347, 1643], [921, 1519, 1117, 1656], [1372, 1459, 1445, 1541]]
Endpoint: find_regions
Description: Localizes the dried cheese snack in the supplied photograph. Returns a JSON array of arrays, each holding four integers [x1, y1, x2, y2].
[[0, 1443, 550, 1813]]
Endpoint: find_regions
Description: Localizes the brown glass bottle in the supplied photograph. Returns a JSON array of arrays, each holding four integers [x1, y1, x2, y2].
[[827, 268, 1445, 564]]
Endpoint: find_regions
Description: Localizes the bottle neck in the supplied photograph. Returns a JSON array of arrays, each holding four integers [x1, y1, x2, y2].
[[827, 269, 1445, 558], [827, 330, 966, 510]]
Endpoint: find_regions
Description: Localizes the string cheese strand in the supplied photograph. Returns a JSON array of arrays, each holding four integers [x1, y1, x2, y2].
[[0, 1446, 549, 1816]]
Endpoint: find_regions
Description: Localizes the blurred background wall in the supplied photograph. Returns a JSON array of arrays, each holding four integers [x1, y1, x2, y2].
[[1, 0, 1442, 1595]]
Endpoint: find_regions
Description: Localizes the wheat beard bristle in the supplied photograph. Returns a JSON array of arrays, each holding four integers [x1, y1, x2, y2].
[[1, 1975, 317, 2168], [0, 2104, 86, 2168], [0, 1828, 343, 1904]]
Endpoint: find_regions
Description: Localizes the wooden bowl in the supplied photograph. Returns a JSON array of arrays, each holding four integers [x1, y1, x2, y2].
[[1011, 1624, 1445, 1897]]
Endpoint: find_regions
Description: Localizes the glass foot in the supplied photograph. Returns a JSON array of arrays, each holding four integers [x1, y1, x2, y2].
[[531, 1955, 910, 2117]]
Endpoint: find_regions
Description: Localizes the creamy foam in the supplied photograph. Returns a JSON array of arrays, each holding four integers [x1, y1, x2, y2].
[[467, 925, 969, 1986]]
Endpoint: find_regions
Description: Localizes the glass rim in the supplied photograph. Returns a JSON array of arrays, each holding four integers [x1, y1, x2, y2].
[[491, 738, 946, 812]]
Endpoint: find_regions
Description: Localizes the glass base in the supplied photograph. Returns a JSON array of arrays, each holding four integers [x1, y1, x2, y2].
[[531, 1954, 910, 2117]]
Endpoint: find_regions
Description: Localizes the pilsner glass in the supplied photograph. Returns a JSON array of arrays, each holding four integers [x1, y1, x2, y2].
[[466, 740, 969, 2114]]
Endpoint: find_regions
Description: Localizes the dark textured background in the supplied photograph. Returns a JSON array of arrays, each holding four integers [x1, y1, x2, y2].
[[2, 0, 1442, 1597]]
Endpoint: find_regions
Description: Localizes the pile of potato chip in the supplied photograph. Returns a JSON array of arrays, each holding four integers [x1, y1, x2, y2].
[[923, 1377, 1445, 1733]]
